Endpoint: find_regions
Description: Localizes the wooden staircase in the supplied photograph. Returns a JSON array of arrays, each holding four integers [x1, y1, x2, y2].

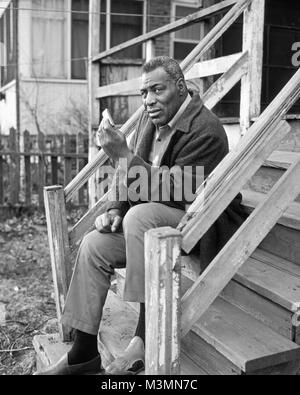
[[33, 150, 300, 375], [33, 0, 300, 375]]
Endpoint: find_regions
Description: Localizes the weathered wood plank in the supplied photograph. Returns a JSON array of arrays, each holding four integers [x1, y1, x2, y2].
[[221, 280, 293, 340], [145, 227, 182, 375], [180, 68, 300, 253], [181, 157, 300, 337], [96, 53, 246, 99], [242, 189, 300, 231], [63, 134, 72, 187], [240, 0, 265, 134], [92, 0, 238, 62], [24, 130, 31, 206], [186, 53, 243, 80], [8, 128, 19, 205], [44, 186, 73, 341], [88, 0, 101, 207], [236, 249, 300, 312], [180, 0, 251, 72], [259, 224, 300, 268], [68, 191, 109, 251], [38, 132, 45, 209], [190, 298, 300, 373], [203, 51, 248, 110]]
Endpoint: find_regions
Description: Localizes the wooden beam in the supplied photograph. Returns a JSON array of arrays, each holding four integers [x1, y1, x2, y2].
[[203, 51, 248, 110], [145, 227, 182, 375], [44, 186, 73, 341], [240, 0, 265, 135], [179, 67, 300, 254], [88, 0, 101, 207], [95, 52, 246, 99], [145, 39, 155, 61], [68, 191, 109, 251], [66, 4, 246, 201], [180, 0, 251, 72], [241, 189, 300, 231], [181, 156, 300, 337], [92, 0, 238, 62], [185, 53, 243, 80]]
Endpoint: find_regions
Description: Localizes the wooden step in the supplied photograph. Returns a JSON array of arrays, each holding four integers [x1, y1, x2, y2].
[[245, 151, 300, 203], [241, 189, 300, 266], [235, 249, 300, 312], [115, 267, 300, 374], [242, 189, 300, 231], [98, 290, 206, 375], [179, 248, 300, 342], [183, 297, 300, 375]]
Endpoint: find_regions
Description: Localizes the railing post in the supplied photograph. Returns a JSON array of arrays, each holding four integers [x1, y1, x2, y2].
[[44, 185, 73, 341], [240, 0, 265, 135], [88, 0, 101, 208], [145, 39, 155, 61], [145, 227, 182, 375]]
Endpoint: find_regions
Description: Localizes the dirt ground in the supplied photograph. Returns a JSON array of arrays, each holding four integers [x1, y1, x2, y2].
[[0, 210, 84, 375]]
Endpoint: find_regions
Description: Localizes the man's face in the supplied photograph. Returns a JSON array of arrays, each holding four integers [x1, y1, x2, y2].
[[140, 67, 185, 127]]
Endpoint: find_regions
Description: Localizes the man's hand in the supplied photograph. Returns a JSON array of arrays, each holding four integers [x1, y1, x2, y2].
[[95, 209, 123, 233], [98, 118, 133, 163]]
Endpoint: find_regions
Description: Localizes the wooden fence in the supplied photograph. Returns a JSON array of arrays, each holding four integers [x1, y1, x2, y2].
[[0, 128, 89, 209]]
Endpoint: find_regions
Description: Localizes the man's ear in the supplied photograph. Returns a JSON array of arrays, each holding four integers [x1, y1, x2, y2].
[[176, 78, 187, 96]]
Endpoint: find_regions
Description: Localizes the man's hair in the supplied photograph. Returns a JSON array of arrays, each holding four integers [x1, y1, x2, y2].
[[142, 56, 185, 84]]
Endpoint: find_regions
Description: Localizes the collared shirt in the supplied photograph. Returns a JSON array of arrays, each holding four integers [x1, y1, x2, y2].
[[148, 93, 192, 166]]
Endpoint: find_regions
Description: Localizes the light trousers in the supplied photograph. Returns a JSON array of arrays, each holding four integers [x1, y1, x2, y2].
[[61, 203, 185, 335]]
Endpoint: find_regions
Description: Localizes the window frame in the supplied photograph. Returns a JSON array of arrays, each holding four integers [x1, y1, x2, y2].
[[100, 0, 146, 58], [170, 1, 202, 59]]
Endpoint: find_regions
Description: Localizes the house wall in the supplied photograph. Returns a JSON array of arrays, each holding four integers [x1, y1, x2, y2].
[[19, 79, 88, 135], [0, 80, 17, 133]]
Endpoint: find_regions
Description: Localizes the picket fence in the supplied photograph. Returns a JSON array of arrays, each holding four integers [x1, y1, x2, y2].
[[0, 128, 89, 209]]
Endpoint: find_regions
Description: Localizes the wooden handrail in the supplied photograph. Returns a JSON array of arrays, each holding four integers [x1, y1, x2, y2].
[[64, 0, 250, 202], [179, 67, 300, 254], [181, 156, 300, 336], [68, 52, 249, 249], [95, 53, 245, 99], [92, 0, 238, 62]]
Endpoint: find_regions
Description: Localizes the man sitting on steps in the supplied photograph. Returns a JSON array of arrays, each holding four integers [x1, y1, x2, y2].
[[34, 56, 246, 375]]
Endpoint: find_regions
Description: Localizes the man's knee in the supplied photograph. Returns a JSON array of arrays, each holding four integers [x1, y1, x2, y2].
[[123, 203, 163, 235]]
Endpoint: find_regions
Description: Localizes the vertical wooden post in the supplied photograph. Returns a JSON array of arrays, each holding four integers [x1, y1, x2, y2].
[[8, 128, 19, 205], [44, 185, 73, 341], [240, 0, 265, 135], [88, 0, 101, 207], [64, 134, 72, 187], [145, 39, 155, 61], [51, 137, 58, 186], [24, 130, 31, 207], [38, 131, 45, 209], [77, 132, 85, 204], [145, 227, 182, 375]]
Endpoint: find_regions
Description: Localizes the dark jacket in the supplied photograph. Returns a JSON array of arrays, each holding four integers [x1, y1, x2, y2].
[[106, 93, 247, 269]]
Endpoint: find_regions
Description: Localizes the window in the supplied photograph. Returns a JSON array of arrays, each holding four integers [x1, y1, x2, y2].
[[32, 0, 68, 78], [71, 0, 89, 79], [0, 0, 16, 87], [172, 3, 201, 61], [100, 0, 144, 59]]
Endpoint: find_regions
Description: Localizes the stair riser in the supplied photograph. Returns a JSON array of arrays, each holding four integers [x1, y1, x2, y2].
[[221, 280, 296, 342], [259, 225, 300, 267], [182, 330, 241, 375], [182, 329, 300, 375], [245, 166, 300, 203]]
